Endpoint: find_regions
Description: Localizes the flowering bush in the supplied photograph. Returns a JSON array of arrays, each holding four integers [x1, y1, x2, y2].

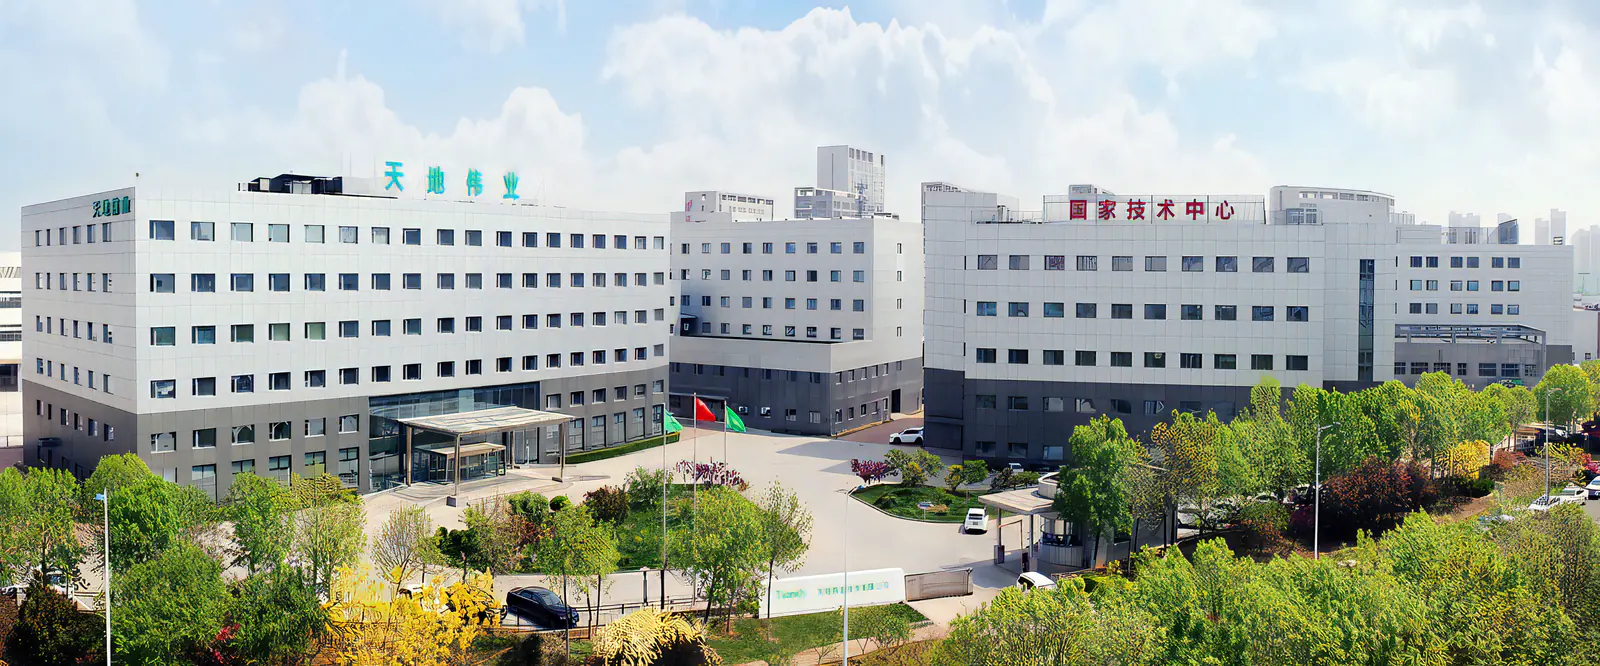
[[850, 458, 897, 485], [674, 460, 748, 490], [1321, 457, 1435, 538]]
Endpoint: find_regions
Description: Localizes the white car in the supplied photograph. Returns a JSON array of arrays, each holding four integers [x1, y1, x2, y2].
[[1529, 487, 1586, 512], [1017, 572, 1056, 591], [1008, 462, 1024, 473], [1585, 476, 1600, 500], [889, 427, 923, 445], [962, 507, 988, 533]]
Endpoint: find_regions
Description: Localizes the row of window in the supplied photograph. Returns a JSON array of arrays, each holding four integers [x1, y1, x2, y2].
[[35, 318, 114, 344], [1405, 303, 1522, 315], [151, 416, 362, 448], [1406, 279, 1521, 292], [692, 322, 884, 339], [34, 272, 112, 293], [34, 360, 113, 393], [1394, 361, 1539, 378], [683, 240, 871, 255], [972, 396, 1235, 421], [972, 348, 1310, 371], [977, 302, 1311, 322], [977, 254, 1310, 273], [143, 312, 668, 345], [691, 295, 869, 311], [682, 268, 891, 283], [143, 353, 668, 398], [1407, 255, 1522, 269], [133, 221, 667, 251], [672, 361, 902, 384], [35, 222, 113, 247], [133, 270, 667, 294], [35, 401, 115, 441]]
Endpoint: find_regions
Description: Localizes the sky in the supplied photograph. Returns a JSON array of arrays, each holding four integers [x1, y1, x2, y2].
[[3, 0, 1599, 249]]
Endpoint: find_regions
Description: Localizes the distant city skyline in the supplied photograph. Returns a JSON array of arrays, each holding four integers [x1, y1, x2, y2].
[[5, 0, 1600, 248]]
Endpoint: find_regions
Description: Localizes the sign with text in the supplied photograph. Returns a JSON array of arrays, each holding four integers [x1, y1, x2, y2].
[[1047, 195, 1266, 224], [764, 568, 906, 617]]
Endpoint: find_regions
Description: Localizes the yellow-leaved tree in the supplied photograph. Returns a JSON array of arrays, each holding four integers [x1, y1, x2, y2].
[[592, 607, 722, 666], [324, 564, 500, 665], [1440, 440, 1491, 479]]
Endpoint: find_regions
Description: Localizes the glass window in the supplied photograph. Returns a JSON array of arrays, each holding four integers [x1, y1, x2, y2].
[[304, 225, 325, 243], [1252, 306, 1274, 321], [1252, 257, 1274, 272], [192, 378, 216, 397], [192, 326, 215, 344], [1144, 352, 1166, 368], [1287, 257, 1309, 273], [1009, 255, 1029, 270], [1287, 306, 1308, 322], [465, 230, 482, 246], [1076, 303, 1097, 318], [403, 228, 421, 245], [1110, 352, 1132, 367], [1111, 304, 1132, 319], [1144, 304, 1166, 320], [1214, 354, 1237, 370], [1251, 354, 1273, 370], [1215, 256, 1238, 272], [150, 274, 175, 293], [150, 327, 175, 346], [1009, 302, 1029, 317], [1043, 302, 1064, 318], [149, 220, 175, 240], [1180, 353, 1202, 369], [1075, 351, 1096, 366], [372, 227, 390, 244], [1181, 304, 1202, 320], [1112, 256, 1133, 271], [975, 348, 997, 363], [190, 273, 215, 292], [269, 323, 290, 341], [1181, 256, 1203, 272], [976, 255, 997, 270], [304, 322, 325, 340], [231, 324, 254, 343], [151, 379, 176, 399], [339, 274, 359, 291], [231, 374, 253, 393], [305, 273, 325, 291], [1076, 256, 1097, 271], [231, 273, 254, 292], [1144, 256, 1166, 272], [1008, 349, 1029, 364], [190, 221, 214, 241], [437, 229, 455, 246], [1467, 280, 1479, 291]]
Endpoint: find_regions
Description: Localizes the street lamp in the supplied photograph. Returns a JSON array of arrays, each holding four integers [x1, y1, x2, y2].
[[95, 491, 110, 665], [1544, 387, 1565, 500], [841, 483, 863, 665], [1313, 423, 1338, 560]]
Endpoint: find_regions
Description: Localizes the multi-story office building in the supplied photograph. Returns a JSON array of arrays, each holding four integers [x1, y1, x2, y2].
[[0, 253, 20, 446], [681, 190, 776, 222], [23, 175, 672, 499], [923, 182, 1572, 464], [794, 187, 864, 219], [816, 145, 886, 215], [668, 203, 923, 435]]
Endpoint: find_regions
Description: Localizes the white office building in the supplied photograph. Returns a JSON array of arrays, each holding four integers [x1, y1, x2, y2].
[[816, 145, 886, 215], [23, 174, 672, 498], [0, 253, 20, 446], [669, 204, 923, 435], [923, 182, 1572, 464], [681, 190, 776, 222], [793, 187, 865, 219]]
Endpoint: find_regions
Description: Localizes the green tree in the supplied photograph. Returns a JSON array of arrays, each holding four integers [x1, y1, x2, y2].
[[1496, 503, 1600, 632], [1536, 364, 1595, 428], [1149, 411, 1251, 530], [756, 482, 813, 620], [113, 541, 230, 666], [1232, 377, 1306, 498], [508, 490, 551, 525], [535, 504, 620, 628], [960, 459, 989, 487], [462, 499, 521, 574], [668, 486, 766, 624], [883, 449, 943, 488], [942, 464, 966, 492], [0, 467, 83, 587], [225, 567, 328, 665], [225, 472, 292, 575], [933, 581, 1164, 665], [434, 525, 483, 576], [1053, 417, 1142, 566], [1485, 382, 1537, 444], [8, 582, 100, 666], [106, 475, 190, 571], [81, 453, 154, 504], [290, 495, 365, 597], [583, 486, 631, 525], [372, 505, 437, 587]]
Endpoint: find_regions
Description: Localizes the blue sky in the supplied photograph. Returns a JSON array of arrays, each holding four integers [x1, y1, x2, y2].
[[3, 0, 1598, 248]]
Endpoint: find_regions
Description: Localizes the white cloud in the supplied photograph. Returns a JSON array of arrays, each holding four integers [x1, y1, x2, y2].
[[429, 0, 568, 52]]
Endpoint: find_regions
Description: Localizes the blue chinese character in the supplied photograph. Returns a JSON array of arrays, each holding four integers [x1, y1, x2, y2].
[[383, 161, 405, 191], [466, 169, 483, 197], [427, 167, 445, 195], [503, 171, 520, 200]]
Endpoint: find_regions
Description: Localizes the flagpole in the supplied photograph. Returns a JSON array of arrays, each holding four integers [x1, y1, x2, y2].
[[722, 403, 729, 465]]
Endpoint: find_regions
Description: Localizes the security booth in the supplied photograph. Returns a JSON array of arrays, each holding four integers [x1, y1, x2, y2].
[[395, 406, 572, 504]]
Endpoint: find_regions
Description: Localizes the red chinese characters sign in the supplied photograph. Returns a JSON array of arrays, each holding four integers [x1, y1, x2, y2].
[[1059, 195, 1264, 224]]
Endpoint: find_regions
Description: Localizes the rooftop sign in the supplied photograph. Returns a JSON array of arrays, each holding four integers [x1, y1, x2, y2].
[[1045, 194, 1266, 224]]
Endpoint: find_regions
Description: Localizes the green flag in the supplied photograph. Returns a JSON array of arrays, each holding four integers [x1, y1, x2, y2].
[[664, 412, 683, 434], [725, 406, 746, 433]]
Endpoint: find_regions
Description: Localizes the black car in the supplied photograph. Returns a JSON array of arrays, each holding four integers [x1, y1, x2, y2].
[[506, 586, 580, 628]]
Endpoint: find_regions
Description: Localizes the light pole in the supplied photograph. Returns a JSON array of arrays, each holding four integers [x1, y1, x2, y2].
[[1313, 423, 1337, 560], [842, 483, 863, 665], [1544, 387, 1564, 500], [95, 491, 110, 664]]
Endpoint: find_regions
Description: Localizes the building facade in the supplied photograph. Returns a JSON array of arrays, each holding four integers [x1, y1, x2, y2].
[[793, 187, 864, 219], [0, 253, 19, 446], [668, 211, 923, 435], [816, 145, 886, 215], [23, 176, 672, 499], [923, 182, 1571, 464]]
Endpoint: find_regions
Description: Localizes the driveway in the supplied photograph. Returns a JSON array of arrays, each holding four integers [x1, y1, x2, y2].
[[839, 415, 923, 444], [373, 424, 1029, 622]]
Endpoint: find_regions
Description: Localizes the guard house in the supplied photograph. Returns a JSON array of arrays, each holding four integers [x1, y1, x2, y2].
[[395, 407, 573, 503]]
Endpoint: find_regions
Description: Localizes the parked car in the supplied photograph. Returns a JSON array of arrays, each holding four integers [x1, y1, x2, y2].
[[1529, 487, 1586, 512], [889, 427, 923, 445], [962, 508, 988, 534], [505, 587, 580, 628], [1016, 572, 1056, 592], [1585, 476, 1600, 500], [1557, 485, 1587, 503], [1007, 462, 1024, 473]]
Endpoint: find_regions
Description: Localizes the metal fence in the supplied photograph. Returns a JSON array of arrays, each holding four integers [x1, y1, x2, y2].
[[904, 568, 972, 602]]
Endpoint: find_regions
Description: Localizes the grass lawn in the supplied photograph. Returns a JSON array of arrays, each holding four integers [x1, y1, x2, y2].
[[851, 483, 992, 522], [706, 603, 928, 665], [565, 433, 680, 465]]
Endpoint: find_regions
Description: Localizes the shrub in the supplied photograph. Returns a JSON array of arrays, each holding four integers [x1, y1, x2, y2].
[[851, 459, 896, 485], [1321, 457, 1434, 538], [584, 486, 630, 525], [1486, 449, 1523, 480], [8, 583, 99, 666], [1237, 502, 1291, 555], [508, 491, 550, 525], [1287, 505, 1315, 537], [625, 466, 671, 510], [875, 494, 896, 509], [549, 495, 571, 512]]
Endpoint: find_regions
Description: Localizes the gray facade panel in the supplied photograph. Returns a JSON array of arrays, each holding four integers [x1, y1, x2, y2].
[[670, 357, 923, 436], [1393, 342, 1569, 390]]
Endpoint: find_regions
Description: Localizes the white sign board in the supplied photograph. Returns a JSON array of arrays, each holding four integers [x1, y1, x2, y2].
[[764, 568, 906, 617]]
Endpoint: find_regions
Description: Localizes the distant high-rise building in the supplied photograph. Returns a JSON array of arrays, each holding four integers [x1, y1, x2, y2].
[[1551, 209, 1568, 245], [816, 145, 886, 215]]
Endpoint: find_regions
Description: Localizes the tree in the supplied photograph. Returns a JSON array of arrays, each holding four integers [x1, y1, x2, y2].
[[1232, 377, 1305, 498], [592, 608, 722, 666], [462, 499, 521, 574], [113, 541, 230, 666], [0, 468, 82, 588], [1150, 411, 1250, 531], [508, 490, 551, 524], [535, 504, 620, 630], [8, 582, 99, 666], [434, 526, 482, 577], [1485, 382, 1536, 445], [225, 472, 293, 575], [849, 459, 895, 485], [372, 505, 438, 587], [325, 565, 500, 666], [934, 582, 1163, 665], [584, 486, 631, 525], [1320, 457, 1432, 538], [845, 604, 915, 657], [81, 453, 154, 503], [105, 475, 188, 571], [942, 464, 966, 492], [291, 496, 365, 597], [960, 459, 989, 487], [225, 568, 328, 665], [756, 482, 813, 620], [883, 449, 942, 487], [1439, 440, 1491, 479], [1053, 417, 1142, 566], [1536, 363, 1595, 428], [1496, 503, 1600, 633], [667, 486, 765, 624]]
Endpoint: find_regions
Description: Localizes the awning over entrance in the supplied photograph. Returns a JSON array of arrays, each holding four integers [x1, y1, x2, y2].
[[416, 442, 507, 459], [978, 487, 1056, 516], [396, 406, 571, 437]]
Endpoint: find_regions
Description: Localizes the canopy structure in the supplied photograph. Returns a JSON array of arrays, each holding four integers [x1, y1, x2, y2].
[[396, 406, 573, 498]]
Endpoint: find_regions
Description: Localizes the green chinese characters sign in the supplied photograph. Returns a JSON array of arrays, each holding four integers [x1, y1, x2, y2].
[[93, 196, 132, 218]]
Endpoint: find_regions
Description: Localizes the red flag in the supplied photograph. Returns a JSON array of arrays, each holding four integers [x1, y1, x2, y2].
[[694, 397, 716, 422]]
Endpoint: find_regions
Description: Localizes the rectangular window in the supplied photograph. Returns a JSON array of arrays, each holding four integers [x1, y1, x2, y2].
[[1111, 304, 1132, 319], [1076, 303, 1097, 318], [1180, 352, 1202, 369], [1144, 256, 1167, 272], [269, 323, 290, 341], [1008, 255, 1029, 270], [1009, 302, 1029, 317], [1111, 256, 1133, 272], [1216, 256, 1238, 272], [304, 273, 325, 291], [150, 326, 175, 346], [1045, 255, 1065, 270], [1043, 302, 1064, 318], [1144, 352, 1166, 368], [1215, 354, 1237, 369], [1042, 349, 1064, 365], [1252, 306, 1274, 321], [190, 221, 214, 241], [1076, 256, 1098, 271], [304, 225, 325, 243], [1181, 256, 1203, 272], [1008, 396, 1029, 411], [149, 220, 175, 240], [192, 378, 216, 397], [1181, 304, 1202, 320], [437, 273, 455, 289], [1251, 354, 1273, 371], [192, 326, 216, 344], [231, 324, 254, 343], [1110, 352, 1132, 367], [1252, 256, 1274, 272], [1287, 306, 1308, 322], [1144, 304, 1166, 320], [1288, 257, 1310, 273], [1075, 350, 1096, 366], [231, 273, 254, 292], [150, 273, 175, 293], [305, 322, 326, 340], [1008, 349, 1029, 364], [231, 374, 254, 393], [975, 348, 997, 364], [151, 379, 176, 399]]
